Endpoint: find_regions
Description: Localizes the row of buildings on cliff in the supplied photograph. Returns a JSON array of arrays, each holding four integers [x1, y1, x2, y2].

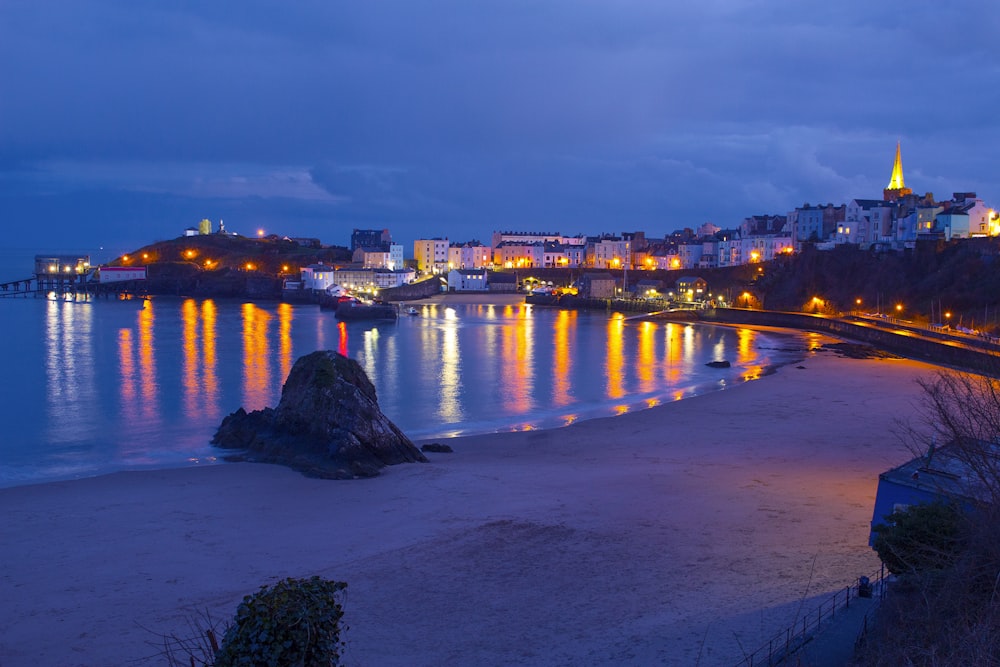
[[348, 143, 996, 275]]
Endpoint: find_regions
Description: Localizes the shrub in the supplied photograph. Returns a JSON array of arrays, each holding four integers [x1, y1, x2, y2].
[[215, 576, 348, 667], [872, 501, 964, 576]]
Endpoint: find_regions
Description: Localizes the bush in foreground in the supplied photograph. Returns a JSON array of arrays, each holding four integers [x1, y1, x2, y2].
[[214, 576, 348, 667]]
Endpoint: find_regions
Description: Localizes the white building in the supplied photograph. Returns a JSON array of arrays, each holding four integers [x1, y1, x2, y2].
[[97, 266, 147, 283], [447, 268, 488, 291], [333, 268, 416, 291], [301, 263, 338, 291]]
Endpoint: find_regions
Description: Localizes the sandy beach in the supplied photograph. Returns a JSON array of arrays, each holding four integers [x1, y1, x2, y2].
[[0, 349, 939, 666]]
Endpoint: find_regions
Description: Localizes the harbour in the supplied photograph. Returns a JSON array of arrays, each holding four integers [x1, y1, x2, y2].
[[0, 294, 811, 488]]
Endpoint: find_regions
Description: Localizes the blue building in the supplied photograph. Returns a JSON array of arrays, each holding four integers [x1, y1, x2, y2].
[[868, 442, 991, 547]]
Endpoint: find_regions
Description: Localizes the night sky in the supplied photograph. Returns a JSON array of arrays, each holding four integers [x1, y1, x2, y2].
[[2, 1, 998, 266]]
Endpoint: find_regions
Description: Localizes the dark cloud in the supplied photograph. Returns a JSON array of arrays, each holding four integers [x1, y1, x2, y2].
[[1, 0, 998, 256]]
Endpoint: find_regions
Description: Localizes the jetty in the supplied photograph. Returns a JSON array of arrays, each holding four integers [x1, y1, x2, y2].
[[0, 254, 148, 300]]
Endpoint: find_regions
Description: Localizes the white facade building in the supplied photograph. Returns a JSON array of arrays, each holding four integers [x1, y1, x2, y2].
[[301, 263, 338, 291], [97, 266, 147, 282], [447, 268, 488, 291]]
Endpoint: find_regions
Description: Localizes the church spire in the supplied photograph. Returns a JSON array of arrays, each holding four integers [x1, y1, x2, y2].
[[887, 141, 905, 190], [883, 141, 912, 201]]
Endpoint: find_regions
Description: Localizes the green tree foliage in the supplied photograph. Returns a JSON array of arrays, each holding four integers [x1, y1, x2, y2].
[[215, 576, 348, 667], [872, 501, 965, 576]]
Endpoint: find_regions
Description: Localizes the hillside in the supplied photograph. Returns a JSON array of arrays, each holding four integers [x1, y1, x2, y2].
[[110, 234, 352, 298], [754, 240, 1000, 331]]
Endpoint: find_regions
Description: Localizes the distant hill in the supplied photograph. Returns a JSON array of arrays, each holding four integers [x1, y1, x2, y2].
[[111, 234, 352, 298]]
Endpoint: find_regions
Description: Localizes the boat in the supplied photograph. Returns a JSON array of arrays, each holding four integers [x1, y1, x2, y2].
[[406, 307, 419, 316]]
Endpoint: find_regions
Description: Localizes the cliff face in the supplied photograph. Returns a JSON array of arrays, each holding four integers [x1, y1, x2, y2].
[[213, 351, 426, 479]]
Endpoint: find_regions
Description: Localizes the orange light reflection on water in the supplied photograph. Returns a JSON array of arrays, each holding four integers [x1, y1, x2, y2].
[[278, 303, 293, 382], [552, 310, 575, 407], [181, 299, 199, 416], [500, 305, 533, 415], [737, 327, 755, 365], [201, 300, 219, 419], [118, 328, 137, 422], [663, 322, 683, 383], [637, 320, 655, 394], [606, 317, 624, 399], [241, 303, 271, 411], [138, 302, 157, 420]]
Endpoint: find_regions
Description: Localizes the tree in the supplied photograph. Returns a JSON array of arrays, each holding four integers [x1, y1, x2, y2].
[[871, 501, 964, 576], [858, 367, 1000, 665]]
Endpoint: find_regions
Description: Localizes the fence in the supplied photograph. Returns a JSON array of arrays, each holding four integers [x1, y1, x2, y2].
[[734, 566, 887, 667]]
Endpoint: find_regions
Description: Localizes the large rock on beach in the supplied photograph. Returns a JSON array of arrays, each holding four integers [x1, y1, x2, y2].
[[212, 350, 426, 479]]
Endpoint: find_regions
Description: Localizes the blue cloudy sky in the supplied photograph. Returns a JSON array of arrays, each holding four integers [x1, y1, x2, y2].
[[1, 1, 998, 267]]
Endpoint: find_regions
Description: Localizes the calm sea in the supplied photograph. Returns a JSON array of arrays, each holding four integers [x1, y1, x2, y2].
[[0, 296, 816, 488]]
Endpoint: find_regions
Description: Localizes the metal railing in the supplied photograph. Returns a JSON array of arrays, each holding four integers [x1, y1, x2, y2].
[[735, 567, 887, 667]]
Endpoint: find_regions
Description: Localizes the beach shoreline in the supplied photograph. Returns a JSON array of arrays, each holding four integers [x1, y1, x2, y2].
[[0, 349, 943, 666]]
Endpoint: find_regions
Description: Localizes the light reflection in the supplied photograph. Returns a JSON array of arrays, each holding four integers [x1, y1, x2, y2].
[[552, 310, 574, 406], [181, 299, 199, 416], [118, 328, 138, 423], [737, 328, 755, 365], [615, 404, 629, 415], [440, 314, 462, 421], [241, 303, 271, 411], [118, 329, 139, 410], [682, 324, 695, 364], [663, 322, 682, 383], [43, 301, 97, 443], [201, 300, 219, 420], [563, 414, 578, 426], [606, 317, 625, 399], [278, 303, 293, 382], [361, 327, 380, 381], [338, 321, 348, 357], [500, 306, 533, 414], [138, 301, 157, 421], [637, 320, 655, 394]]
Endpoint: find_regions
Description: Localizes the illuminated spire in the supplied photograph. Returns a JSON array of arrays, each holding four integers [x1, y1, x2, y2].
[[887, 141, 905, 190]]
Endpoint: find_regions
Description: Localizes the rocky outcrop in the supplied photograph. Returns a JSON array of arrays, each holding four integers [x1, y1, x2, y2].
[[421, 443, 454, 453], [213, 350, 426, 479]]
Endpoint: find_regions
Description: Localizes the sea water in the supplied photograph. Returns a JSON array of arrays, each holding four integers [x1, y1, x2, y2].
[[0, 296, 816, 487]]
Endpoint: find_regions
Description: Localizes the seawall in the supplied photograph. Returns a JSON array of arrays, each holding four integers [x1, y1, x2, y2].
[[686, 308, 1000, 374]]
